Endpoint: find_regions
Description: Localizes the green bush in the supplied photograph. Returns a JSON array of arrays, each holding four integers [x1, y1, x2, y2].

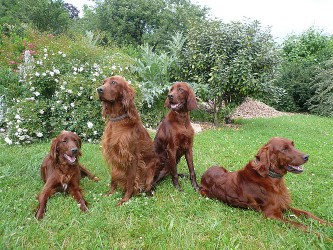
[[307, 59, 333, 116], [1, 28, 134, 145]]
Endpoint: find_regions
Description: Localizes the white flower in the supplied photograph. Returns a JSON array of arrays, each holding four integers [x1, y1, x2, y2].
[[92, 78, 96, 82], [79, 67, 83, 72], [33, 92, 40, 96], [49, 72, 54, 77], [111, 65, 117, 70], [42, 72, 46, 76], [39, 110, 44, 114], [54, 69, 60, 74], [60, 85, 65, 90], [15, 114, 21, 120], [73, 67, 77, 71], [30, 87, 35, 91], [63, 81, 67, 85], [87, 122, 93, 129], [35, 72, 40, 77], [88, 138, 92, 143], [17, 128, 22, 133], [5, 137, 12, 145], [70, 103, 75, 108], [77, 92, 82, 96], [36, 132, 43, 137], [58, 51, 63, 54], [43, 48, 47, 53], [62, 54, 66, 57], [67, 89, 73, 94]]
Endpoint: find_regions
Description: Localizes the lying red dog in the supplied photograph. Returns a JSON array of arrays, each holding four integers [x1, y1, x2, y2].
[[200, 137, 332, 233], [35, 131, 98, 220]]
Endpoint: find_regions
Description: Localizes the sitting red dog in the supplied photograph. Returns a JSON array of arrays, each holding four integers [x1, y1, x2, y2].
[[35, 131, 98, 220]]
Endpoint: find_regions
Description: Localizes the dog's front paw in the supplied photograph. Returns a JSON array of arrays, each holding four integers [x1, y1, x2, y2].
[[35, 208, 45, 220]]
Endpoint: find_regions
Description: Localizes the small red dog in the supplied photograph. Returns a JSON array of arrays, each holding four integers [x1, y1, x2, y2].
[[35, 131, 98, 220], [200, 137, 332, 233], [153, 82, 199, 191]]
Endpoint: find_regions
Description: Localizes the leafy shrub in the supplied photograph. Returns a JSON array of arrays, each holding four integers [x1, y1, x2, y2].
[[132, 44, 177, 126], [274, 28, 333, 113], [1, 29, 133, 145], [307, 59, 333, 116]]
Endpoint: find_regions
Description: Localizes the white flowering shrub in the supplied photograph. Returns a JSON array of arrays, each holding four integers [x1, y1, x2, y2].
[[1, 31, 133, 144]]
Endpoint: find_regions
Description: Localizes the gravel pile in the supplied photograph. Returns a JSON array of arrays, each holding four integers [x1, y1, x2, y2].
[[231, 98, 291, 119]]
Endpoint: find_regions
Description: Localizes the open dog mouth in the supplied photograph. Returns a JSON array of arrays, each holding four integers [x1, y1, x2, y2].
[[170, 102, 183, 111], [64, 154, 76, 164], [287, 165, 304, 174]]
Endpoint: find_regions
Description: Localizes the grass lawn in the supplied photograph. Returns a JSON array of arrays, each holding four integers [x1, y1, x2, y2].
[[0, 114, 332, 249]]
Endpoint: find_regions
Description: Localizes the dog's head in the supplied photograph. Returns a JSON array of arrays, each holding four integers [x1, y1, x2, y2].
[[50, 131, 82, 165], [254, 137, 309, 177], [97, 75, 136, 120], [164, 82, 198, 112]]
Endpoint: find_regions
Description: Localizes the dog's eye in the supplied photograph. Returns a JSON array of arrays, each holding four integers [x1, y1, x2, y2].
[[111, 81, 117, 85], [281, 147, 288, 152], [62, 140, 67, 143], [178, 87, 184, 92]]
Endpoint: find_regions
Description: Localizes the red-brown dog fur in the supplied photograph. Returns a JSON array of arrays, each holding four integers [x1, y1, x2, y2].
[[200, 137, 332, 234], [35, 131, 98, 220], [97, 75, 159, 205], [153, 82, 199, 191]]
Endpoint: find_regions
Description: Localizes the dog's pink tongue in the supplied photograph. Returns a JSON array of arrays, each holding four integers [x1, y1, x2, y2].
[[171, 103, 180, 109], [64, 154, 76, 163]]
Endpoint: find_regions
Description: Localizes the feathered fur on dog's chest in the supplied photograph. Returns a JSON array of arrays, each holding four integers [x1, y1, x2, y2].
[[56, 164, 78, 191]]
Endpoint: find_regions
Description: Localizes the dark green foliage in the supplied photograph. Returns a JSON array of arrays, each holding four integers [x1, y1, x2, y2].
[[307, 59, 333, 116], [179, 19, 279, 125], [273, 28, 333, 113], [0, 0, 72, 34], [86, 0, 208, 49]]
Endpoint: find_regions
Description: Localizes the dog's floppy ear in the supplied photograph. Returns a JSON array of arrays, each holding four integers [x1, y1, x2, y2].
[[122, 83, 137, 120], [254, 145, 270, 177], [187, 86, 198, 111], [49, 137, 59, 161]]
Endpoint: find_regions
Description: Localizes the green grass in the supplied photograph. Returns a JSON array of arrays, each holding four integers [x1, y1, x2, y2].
[[1, 114, 332, 249]]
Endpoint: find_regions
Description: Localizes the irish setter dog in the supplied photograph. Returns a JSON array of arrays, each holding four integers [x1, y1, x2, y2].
[[153, 82, 199, 191], [97, 75, 159, 205], [35, 131, 98, 220], [200, 137, 332, 233]]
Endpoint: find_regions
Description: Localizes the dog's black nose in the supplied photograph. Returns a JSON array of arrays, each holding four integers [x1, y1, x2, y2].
[[71, 148, 78, 154], [303, 154, 309, 162], [168, 94, 173, 99], [97, 86, 103, 93]]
